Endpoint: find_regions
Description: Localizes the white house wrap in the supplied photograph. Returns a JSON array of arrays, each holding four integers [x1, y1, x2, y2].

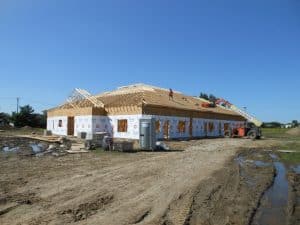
[[47, 84, 246, 140]]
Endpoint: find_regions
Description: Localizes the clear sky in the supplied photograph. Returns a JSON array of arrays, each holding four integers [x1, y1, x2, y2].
[[0, 0, 299, 123]]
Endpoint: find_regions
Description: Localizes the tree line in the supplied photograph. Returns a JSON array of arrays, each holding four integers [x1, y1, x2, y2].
[[199, 92, 218, 103], [262, 121, 298, 128], [0, 105, 46, 128]]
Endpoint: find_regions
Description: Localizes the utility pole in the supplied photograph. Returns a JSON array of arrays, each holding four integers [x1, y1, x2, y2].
[[16, 97, 20, 113]]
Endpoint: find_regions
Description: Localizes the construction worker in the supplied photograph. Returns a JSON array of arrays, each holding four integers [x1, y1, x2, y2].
[[169, 88, 173, 100]]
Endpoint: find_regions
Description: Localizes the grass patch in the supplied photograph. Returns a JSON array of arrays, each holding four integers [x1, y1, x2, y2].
[[94, 148, 105, 154], [262, 128, 300, 152], [279, 141, 300, 151], [262, 128, 300, 163], [278, 152, 300, 163], [0, 127, 44, 136], [262, 128, 293, 139]]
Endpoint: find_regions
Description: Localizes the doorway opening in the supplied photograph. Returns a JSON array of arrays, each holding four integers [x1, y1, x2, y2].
[[67, 117, 74, 136]]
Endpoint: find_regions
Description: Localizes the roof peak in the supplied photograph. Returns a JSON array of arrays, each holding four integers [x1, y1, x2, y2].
[[97, 83, 182, 97]]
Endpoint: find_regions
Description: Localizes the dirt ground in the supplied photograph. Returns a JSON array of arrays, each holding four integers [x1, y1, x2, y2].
[[0, 136, 279, 225]]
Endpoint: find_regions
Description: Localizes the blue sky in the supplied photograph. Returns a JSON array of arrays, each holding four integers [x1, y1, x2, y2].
[[0, 0, 299, 122]]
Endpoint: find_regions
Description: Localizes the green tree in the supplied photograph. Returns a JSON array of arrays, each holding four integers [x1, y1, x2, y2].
[[11, 105, 46, 128], [199, 93, 218, 103], [34, 111, 47, 128], [11, 105, 34, 127], [199, 92, 209, 100], [292, 120, 298, 128], [0, 112, 11, 125], [262, 122, 282, 128], [208, 94, 217, 103]]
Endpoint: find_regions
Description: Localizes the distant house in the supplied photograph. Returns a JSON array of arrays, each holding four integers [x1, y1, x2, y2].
[[281, 123, 293, 129], [46, 84, 246, 140]]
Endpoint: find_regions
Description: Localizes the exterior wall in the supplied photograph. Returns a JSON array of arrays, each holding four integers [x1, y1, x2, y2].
[[192, 118, 207, 137], [91, 115, 142, 139], [153, 116, 246, 140], [75, 115, 143, 137], [47, 116, 68, 136], [108, 114, 142, 139], [192, 119, 244, 137], [74, 115, 93, 136], [47, 114, 142, 139], [193, 118, 244, 137], [47, 114, 246, 139], [152, 115, 190, 139], [47, 106, 246, 140], [193, 118, 223, 137], [92, 116, 111, 133]]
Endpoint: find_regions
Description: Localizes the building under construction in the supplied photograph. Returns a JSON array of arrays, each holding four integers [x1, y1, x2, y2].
[[47, 84, 247, 140]]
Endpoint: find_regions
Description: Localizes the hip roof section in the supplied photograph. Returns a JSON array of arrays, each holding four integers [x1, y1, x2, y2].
[[48, 83, 240, 117], [95, 84, 239, 116]]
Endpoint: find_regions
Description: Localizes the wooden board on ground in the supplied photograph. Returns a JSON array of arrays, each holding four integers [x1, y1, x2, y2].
[[277, 150, 298, 153], [16, 135, 61, 143], [66, 149, 89, 153]]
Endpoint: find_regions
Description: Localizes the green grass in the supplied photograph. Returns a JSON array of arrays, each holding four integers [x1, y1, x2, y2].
[[0, 127, 44, 136], [279, 141, 300, 151], [261, 128, 300, 163], [262, 128, 293, 139], [278, 152, 300, 164], [94, 147, 104, 153], [262, 128, 300, 143]]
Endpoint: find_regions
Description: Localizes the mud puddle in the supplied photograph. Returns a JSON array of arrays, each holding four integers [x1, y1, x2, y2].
[[251, 152, 300, 225], [185, 149, 275, 225], [252, 161, 289, 225], [185, 149, 300, 225], [290, 164, 300, 174]]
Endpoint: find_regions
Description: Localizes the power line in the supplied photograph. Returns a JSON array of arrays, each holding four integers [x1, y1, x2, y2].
[[16, 97, 20, 113]]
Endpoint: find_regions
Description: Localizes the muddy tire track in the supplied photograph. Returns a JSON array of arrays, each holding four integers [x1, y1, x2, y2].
[[183, 149, 275, 225], [287, 172, 300, 225], [160, 191, 193, 225]]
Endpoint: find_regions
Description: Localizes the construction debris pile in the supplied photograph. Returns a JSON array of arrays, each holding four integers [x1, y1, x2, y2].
[[1, 136, 72, 157], [1, 128, 172, 156]]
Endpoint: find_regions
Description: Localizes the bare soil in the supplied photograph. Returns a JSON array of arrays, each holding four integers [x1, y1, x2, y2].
[[286, 127, 300, 136], [287, 171, 300, 225], [184, 149, 275, 225], [0, 136, 282, 225]]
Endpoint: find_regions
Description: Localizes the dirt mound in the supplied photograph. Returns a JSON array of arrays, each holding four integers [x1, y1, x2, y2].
[[286, 127, 300, 136]]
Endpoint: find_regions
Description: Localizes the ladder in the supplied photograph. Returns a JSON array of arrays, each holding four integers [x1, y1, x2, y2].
[[198, 97, 263, 127], [228, 104, 263, 127]]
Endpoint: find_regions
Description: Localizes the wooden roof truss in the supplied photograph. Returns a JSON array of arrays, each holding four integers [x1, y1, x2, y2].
[[64, 88, 105, 109]]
